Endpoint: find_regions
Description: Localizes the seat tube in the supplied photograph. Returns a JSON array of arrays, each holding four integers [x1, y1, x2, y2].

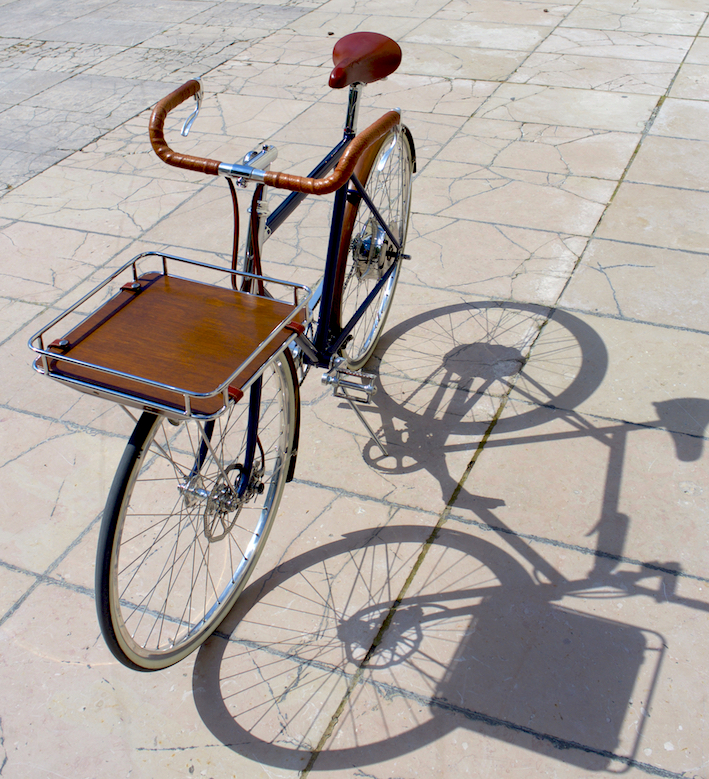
[[313, 83, 362, 364]]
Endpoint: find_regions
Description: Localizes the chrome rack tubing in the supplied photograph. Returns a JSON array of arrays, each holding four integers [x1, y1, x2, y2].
[[238, 333, 301, 395], [28, 252, 154, 353]]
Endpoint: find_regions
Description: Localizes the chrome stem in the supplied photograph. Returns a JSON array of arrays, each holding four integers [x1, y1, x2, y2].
[[345, 83, 363, 135]]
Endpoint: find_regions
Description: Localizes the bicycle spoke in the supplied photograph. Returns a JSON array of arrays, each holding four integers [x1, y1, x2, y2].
[[97, 357, 294, 669]]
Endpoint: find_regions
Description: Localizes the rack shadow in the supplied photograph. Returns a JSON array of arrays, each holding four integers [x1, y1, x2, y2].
[[193, 525, 664, 772], [192, 301, 707, 772]]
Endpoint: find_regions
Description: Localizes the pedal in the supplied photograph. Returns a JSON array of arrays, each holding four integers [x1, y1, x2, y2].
[[321, 357, 377, 404], [322, 358, 387, 456]]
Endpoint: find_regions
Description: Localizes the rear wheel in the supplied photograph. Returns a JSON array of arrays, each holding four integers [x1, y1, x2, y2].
[[95, 355, 296, 671], [334, 124, 414, 370]]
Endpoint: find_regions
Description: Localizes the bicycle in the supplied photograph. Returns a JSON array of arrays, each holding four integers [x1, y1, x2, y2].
[[28, 31, 415, 671]]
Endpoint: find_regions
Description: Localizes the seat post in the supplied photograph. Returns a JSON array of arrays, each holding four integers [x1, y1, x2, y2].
[[344, 83, 363, 135]]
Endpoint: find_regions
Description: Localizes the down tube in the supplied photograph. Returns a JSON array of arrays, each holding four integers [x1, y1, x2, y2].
[[266, 136, 351, 236], [313, 181, 350, 364]]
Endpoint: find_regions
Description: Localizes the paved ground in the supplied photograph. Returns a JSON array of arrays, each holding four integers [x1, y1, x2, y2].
[[1, 0, 708, 777]]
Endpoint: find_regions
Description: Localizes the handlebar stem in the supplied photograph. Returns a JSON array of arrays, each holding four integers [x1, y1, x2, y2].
[[218, 161, 268, 182]]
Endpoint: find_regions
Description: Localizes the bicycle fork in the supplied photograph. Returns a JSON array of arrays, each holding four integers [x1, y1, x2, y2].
[[179, 379, 266, 539]]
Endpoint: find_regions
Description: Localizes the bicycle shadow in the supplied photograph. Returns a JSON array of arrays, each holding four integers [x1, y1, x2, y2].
[[192, 302, 709, 772], [359, 302, 612, 507], [361, 302, 708, 573], [192, 524, 668, 771]]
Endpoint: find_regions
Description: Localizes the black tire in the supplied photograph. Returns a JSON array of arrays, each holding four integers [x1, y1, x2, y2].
[[334, 124, 414, 370], [95, 355, 297, 671]]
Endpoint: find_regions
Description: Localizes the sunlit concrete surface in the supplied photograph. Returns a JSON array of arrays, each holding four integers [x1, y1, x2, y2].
[[1, 0, 708, 776]]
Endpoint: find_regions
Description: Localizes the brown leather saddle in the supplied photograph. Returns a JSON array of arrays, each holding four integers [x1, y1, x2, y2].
[[329, 32, 402, 89]]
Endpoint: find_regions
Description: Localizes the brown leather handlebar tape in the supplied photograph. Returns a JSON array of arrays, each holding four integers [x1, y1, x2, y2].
[[149, 80, 222, 175], [149, 82, 399, 188], [263, 111, 400, 194]]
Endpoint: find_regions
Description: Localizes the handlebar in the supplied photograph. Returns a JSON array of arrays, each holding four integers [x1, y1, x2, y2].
[[148, 80, 400, 194], [149, 80, 220, 175]]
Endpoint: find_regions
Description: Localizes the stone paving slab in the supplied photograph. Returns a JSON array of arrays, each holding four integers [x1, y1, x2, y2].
[[0, 0, 708, 778]]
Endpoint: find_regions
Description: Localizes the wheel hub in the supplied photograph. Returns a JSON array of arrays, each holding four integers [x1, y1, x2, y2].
[[179, 460, 265, 543], [352, 218, 395, 281]]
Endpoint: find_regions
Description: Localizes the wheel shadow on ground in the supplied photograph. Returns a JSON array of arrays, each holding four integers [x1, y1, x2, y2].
[[192, 523, 667, 772], [191, 303, 709, 773], [362, 301, 708, 601], [362, 300, 617, 552]]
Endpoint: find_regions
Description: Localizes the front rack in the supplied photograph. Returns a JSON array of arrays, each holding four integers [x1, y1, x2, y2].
[[29, 252, 312, 420]]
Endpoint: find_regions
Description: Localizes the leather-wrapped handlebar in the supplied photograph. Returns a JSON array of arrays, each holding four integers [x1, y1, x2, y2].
[[263, 110, 400, 194], [149, 80, 401, 193], [149, 80, 222, 176]]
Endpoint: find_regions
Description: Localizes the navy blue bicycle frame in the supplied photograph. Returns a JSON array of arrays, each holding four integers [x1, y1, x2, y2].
[[222, 123, 403, 496], [262, 129, 401, 368]]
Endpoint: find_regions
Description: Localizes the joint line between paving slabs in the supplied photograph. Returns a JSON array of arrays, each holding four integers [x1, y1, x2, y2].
[[0, 510, 102, 629], [556, 32, 701, 310], [551, 302, 709, 338], [299, 398, 510, 776], [448, 514, 709, 585]]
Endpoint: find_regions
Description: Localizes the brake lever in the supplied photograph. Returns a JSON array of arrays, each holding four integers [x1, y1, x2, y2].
[[181, 81, 202, 137]]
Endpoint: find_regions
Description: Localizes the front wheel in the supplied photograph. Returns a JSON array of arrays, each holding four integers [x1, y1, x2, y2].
[[334, 124, 414, 370], [95, 355, 297, 671]]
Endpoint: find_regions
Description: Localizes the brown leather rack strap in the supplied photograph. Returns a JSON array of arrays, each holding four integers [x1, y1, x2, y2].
[[149, 80, 222, 175], [329, 32, 402, 90], [264, 110, 400, 194]]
